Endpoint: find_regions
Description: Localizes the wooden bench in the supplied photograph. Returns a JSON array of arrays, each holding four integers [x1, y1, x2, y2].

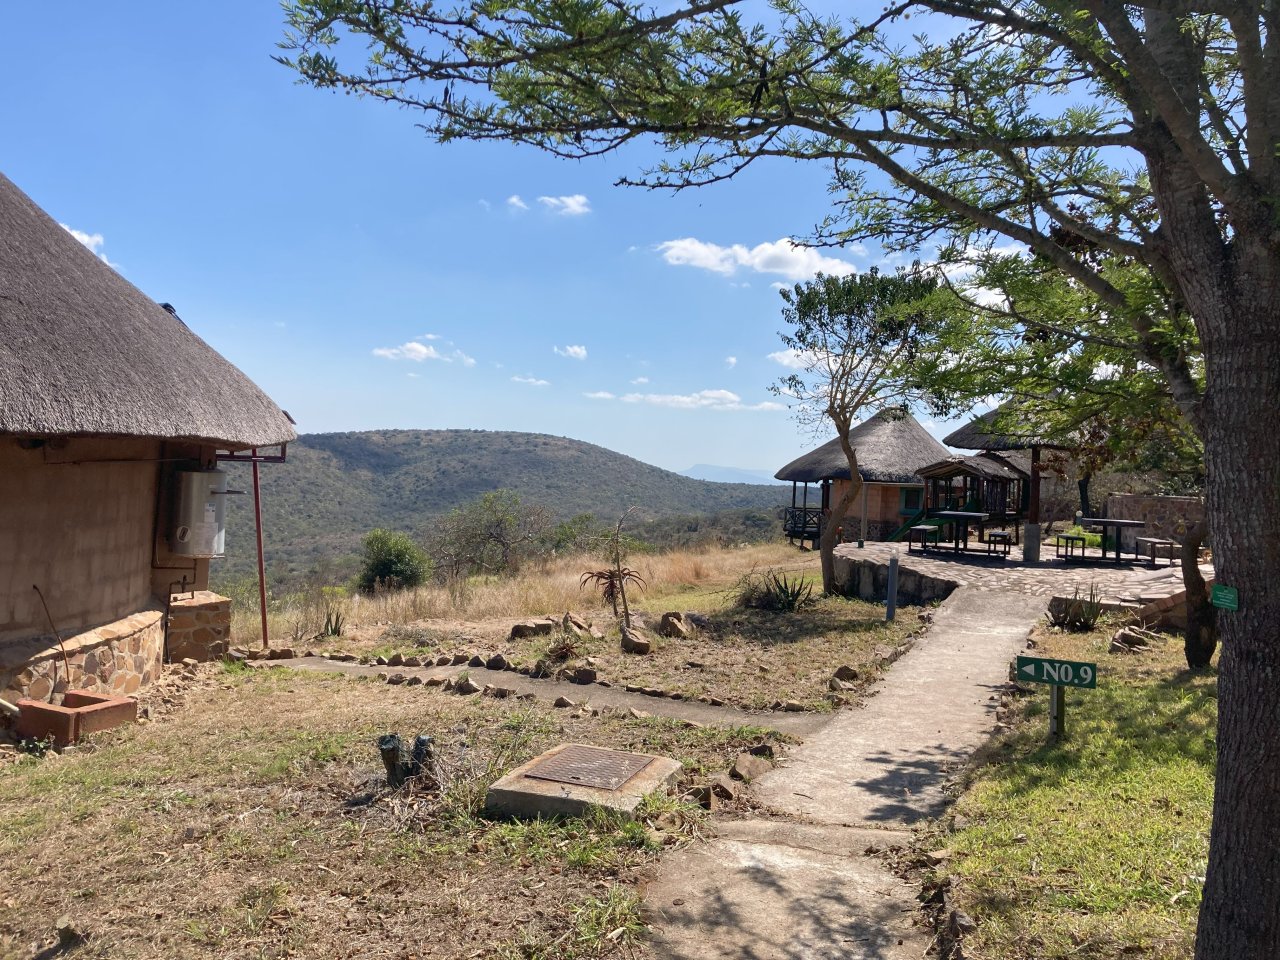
[[985, 529, 1012, 558], [907, 525, 939, 552], [1136, 536, 1178, 567], [1055, 533, 1087, 560]]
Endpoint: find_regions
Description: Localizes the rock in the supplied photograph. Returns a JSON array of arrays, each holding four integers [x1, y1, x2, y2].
[[627, 707, 651, 719], [708, 696, 726, 707], [388, 652, 405, 667], [181, 657, 199, 668], [566, 611, 592, 632], [747, 742, 775, 759], [829, 677, 855, 692], [531, 659, 552, 679], [624, 684, 644, 693], [571, 667, 597, 685], [596, 679, 612, 688], [374, 656, 388, 666], [584, 656, 600, 667], [588, 625, 605, 640], [684, 612, 712, 629], [685, 660, 705, 670], [468, 655, 485, 668], [455, 677, 483, 695], [485, 653, 509, 671], [657, 611, 690, 639], [425, 676, 446, 687], [620, 626, 652, 655], [451, 653, 470, 666], [517, 693, 537, 701], [710, 774, 739, 800], [403, 656, 423, 668], [781, 700, 806, 712], [680, 719, 705, 729], [684, 785, 719, 811], [509, 619, 557, 640], [833, 665, 859, 682], [731, 752, 772, 781], [386, 673, 406, 685], [553, 696, 576, 708], [948, 909, 978, 936], [404, 676, 424, 687], [924, 849, 953, 866], [643, 687, 664, 698], [483, 685, 514, 699], [376, 672, 390, 682]]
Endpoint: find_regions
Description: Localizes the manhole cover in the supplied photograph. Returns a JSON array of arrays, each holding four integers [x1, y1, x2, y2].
[[525, 745, 654, 791]]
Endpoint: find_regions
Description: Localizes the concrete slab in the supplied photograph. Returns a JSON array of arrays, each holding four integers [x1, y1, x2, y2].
[[645, 820, 926, 960], [485, 742, 681, 820]]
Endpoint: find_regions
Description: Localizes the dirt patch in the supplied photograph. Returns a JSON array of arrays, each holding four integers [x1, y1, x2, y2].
[[0, 664, 787, 959]]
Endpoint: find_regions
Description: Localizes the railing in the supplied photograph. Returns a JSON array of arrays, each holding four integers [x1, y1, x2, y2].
[[783, 506, 824, 540]]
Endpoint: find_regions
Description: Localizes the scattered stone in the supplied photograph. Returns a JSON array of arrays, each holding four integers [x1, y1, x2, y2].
[[624, 684, 644, 693], [509, 619, 557, 640], [468, 655, 485, 668], [833, 665, 859, 682], [588, 625, 605, 640], [404, 676, 424, 687], [425, 676, 447, 687], [451, 653, 470, 666], [303, 649, 318, 658], [566, 611, 592, 632], [708, 696, 726, 707], [486, 653, 509, 671], [669, 692, 685, 701], [948, 909, 978, 937], [517, 693, 537, 701], [388, 652, 405, 667], [680, 719, 705, 730], [403, 656, 423, 668], [374, 656, 388, 666], [531, 659, 552, 679], [684, 785, 719, 811], [553, 696, 576, 708], [483, 685, 515, 699], [747, 743, 775, 759], [657, 611, 690, 639], [781, 700, 806, 712], [685, 660, 705, 670], [596, 679, 612, 688], [643, 687, 664, 698], [710, 774, 739, 801], [181, 657, 199, 669], [620, 626, 653, 655], [455, 677, 483, 695], [386, 673, 407, 685], [571, 666, 597, 685], [829, 677, 856, 692], [730, 752, 772, 782], [627, 707, 651, 720], [684, 612, 712, 629], [376, 672, 390, 682], [924, 849, 953, 866]]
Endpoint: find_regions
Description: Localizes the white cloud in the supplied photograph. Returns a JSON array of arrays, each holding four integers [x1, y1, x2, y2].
[[554, 344, 588, 360], [538, 194, 592, 216], [656, 237, 861, 281], [630, 376, 649, 385], [770, 282, 788, 291], [619, 389, 784, 412], [60, 223, 117, 266], [584, 391, 615, 400], [725, 356, 738, 368], [512, 375, 550, 386], [766, 348, 816, 370], [373, 339, 475, 366], [507, 194, 529, 211], [478, 199, 492, 211], [418, 333, 442, 341]]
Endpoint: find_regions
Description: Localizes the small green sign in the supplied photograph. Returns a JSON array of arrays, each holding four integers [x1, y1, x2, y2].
[[1016, 656, 1097, 689], [1211, 584, 1239, 611]]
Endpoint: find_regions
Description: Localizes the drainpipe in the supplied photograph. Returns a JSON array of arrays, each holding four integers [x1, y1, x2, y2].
[[0, 698, 18, 718]]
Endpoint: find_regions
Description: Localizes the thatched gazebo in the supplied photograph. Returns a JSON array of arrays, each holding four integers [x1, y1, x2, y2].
[[917, 452, 1030, 541], [943, 402, 1073, 559], [0, 173, 295, 708], [774, 410, 950, 545]]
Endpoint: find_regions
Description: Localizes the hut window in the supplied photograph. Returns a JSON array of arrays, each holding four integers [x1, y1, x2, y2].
[[900, 487, 923, 512]]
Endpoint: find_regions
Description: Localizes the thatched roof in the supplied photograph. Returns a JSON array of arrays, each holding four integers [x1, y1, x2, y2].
[[774, 410, 951, 484], [0, 174, 296, 449], [918, 452, 1028, 482], [942, 401, 1072, 452]]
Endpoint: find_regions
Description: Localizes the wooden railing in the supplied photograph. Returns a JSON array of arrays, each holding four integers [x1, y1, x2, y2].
[[783, 506, 824, 540]]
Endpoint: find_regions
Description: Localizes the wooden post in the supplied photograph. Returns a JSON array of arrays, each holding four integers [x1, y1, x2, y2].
[[859, 481, 868, 546], [252, 449, 270, 649]]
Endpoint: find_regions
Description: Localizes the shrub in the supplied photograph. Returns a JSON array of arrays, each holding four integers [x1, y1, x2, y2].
[[736, 568, 815, 612], [1047, 583, 1104, 632], [358, 528, 431, 593]]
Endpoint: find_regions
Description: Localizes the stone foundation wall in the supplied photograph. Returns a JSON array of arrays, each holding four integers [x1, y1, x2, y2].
[[832, 555, 958, 606], [1105, 494, 1206, 549], [167, 591, 231, 662], [0, 607, 165, 705]]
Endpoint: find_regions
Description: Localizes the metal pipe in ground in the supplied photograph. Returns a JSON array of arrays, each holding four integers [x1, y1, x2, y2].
[[885, 551, 899, 622]]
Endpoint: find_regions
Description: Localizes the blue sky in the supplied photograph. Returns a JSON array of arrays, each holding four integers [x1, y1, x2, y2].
[[0, 2, 963, 474]]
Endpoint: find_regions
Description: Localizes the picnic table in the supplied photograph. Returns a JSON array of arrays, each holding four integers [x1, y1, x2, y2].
[[935, 510, 990, 553], [1078, 516, 1147, 564]]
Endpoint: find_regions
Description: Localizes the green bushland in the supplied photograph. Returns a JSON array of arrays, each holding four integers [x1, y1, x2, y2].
[[944, 622, 1215, 959], [358, 528, 431, 592]]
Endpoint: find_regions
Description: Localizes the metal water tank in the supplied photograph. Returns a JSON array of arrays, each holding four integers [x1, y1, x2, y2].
[[170, 469, 228, 558]]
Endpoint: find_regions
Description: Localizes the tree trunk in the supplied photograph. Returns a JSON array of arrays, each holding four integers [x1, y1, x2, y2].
[[1192, 255, 1280, 959], [1179, 518, 1216, 670], [1078, 472, 1092, 518], [818, 483, 857, 595]]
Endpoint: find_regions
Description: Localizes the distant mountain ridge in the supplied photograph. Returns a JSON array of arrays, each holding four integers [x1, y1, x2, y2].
[[680, 463, 781, 484], [218, 429, 787, 580]]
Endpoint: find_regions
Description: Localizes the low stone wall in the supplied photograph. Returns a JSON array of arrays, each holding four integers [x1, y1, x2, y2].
[[832, 554, 958, 605], [167, 591, 232, 662], [1105, 493, 1206, 550], [0, 607, 165, 705]]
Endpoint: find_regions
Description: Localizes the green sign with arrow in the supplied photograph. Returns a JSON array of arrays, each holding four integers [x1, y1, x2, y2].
[[1016, 655, 1097, 689]]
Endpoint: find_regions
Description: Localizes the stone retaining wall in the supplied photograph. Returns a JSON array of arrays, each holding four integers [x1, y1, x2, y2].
[[0, 607, 165, 705], [166, 591, 232, 662], [832, 554, 958, 605], [1105, 493, 1206, 549]]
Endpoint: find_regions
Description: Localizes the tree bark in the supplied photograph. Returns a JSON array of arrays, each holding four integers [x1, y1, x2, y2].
[[1192, 249, 1280, 959], [1179, 518, 1216, 670], [1078, 472, 1093, 518]]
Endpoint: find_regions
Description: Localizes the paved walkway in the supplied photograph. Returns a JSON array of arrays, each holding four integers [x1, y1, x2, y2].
[[643, 586, 1047, 959]]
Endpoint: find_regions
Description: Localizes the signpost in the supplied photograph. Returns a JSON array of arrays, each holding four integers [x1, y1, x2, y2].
[[1210, 584, 1239, 611], [1015, 655, 1098, 740]]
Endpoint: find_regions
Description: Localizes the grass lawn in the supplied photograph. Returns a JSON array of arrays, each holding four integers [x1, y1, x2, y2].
[[942, 620, 1216, 959], [0, 664, 787, 959]]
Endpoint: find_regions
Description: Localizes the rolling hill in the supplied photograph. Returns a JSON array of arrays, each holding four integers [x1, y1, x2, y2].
[[217, 429, 788, 582]]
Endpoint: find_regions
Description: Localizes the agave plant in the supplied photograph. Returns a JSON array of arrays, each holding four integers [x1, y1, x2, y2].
[[580, 567, 647, 620]]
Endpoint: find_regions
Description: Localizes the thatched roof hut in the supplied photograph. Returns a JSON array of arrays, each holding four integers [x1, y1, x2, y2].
[[0, 174, 295, 450], [918, 452, 1029, 482], [942, 401, 1071, 452], [775, 410, 950, 484]]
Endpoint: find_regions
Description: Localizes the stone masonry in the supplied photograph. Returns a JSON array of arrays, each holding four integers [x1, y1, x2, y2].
[[1105, 493, 1206, 549], [166, 591, 232, 662], [0, 607, 164, 705]]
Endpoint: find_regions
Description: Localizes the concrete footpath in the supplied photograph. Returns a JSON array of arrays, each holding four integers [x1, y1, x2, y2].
[[643, 587, 1046, 959]]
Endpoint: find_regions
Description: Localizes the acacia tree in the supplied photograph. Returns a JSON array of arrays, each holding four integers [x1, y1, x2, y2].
[[280, 5, 1280, 954], [774, 268, 943, 594]]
